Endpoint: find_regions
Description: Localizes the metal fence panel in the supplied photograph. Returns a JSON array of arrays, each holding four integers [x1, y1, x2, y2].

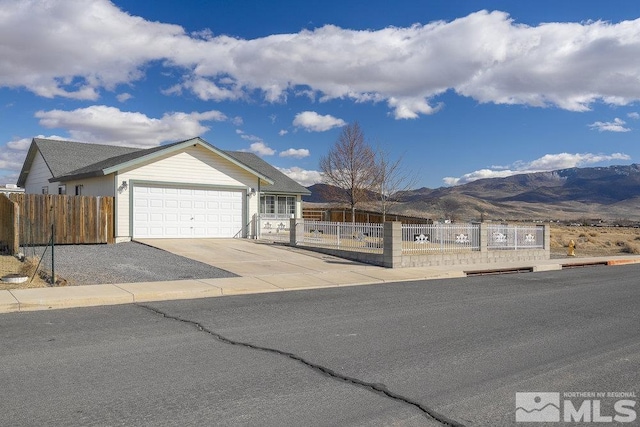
[[257, 214, 291, 242], [402, 223, 480, 253], [487, 225, 544, 249], [301, 221, 384, 253]]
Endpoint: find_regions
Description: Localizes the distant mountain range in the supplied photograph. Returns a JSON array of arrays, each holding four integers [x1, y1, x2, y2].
[[304, 164, 640, 221]]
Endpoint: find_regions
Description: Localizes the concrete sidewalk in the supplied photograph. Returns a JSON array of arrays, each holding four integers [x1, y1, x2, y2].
[[2, 254, 640, 314]]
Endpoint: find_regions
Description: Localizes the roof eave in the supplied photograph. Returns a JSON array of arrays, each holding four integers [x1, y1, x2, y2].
[[53, 170, 107, 183], [261, 188, 312, 196]]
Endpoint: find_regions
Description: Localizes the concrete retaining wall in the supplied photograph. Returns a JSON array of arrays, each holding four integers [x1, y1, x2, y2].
[[289, 219, 551, 269], [400, 249, 549, 268]]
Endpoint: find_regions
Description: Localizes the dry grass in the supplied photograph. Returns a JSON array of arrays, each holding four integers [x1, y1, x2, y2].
[[0, 255, 52, 290], [550, 225, 640, 257]]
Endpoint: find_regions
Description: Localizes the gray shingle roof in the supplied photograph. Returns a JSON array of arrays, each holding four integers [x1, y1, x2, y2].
[[224, 150, 310, 195], [35, 138, 140, 178], [19, 137, 310, 195]]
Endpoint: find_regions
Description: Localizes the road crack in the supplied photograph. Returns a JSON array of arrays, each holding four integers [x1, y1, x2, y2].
[[137, 303, 465, 427]]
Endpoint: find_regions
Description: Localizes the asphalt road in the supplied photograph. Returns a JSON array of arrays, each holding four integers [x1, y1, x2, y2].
[[2, 265, 639, 426]]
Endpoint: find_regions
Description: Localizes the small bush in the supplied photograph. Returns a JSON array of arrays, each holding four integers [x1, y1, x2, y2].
[[621, 243, 640, 254], [19, 256, 40, 279], [589, 232, 598, 237]]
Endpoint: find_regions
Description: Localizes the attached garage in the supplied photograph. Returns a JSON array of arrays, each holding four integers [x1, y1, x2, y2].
[[18, 137, 311, 242], [132, 184, 244, 238]]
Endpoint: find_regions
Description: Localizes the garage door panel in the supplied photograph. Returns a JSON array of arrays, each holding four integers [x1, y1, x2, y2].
[[165, 226, 179, 235], [133, 185, 243, 238]]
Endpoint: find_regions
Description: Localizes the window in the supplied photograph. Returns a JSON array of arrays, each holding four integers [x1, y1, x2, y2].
[[41, 187, 48, 194], [260, 195, 296, 216], [261, 195, 276, 214], [58, 185, 66, 195], [75, 185, 83, 196], [278, 197, 287, 215], [282, 196, 296, 216]]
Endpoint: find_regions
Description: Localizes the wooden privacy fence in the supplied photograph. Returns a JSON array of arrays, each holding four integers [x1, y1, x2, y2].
[[4, 194, 114, 249], [0, 194, 19, 254], [303, 207, 432, 225]]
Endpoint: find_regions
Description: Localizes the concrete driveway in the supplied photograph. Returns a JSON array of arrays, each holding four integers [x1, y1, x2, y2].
[[136, 238, 370, 277], [135, 239, 466, 292]]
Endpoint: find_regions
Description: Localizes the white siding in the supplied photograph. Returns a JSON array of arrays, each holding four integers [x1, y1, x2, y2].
[[295, 195, 302, 218], [24, 152, 56, 194], [116, 146, 261, 238], [63, 175, 115, 197], [23, 152, 115, 196]]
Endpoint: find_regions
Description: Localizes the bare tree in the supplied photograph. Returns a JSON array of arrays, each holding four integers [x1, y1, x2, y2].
[[373, 148, 417, 222], [319, 122, 376, 225]]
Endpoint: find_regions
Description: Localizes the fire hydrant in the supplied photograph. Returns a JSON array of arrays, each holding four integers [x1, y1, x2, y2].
[[567, 239, 576, 257]]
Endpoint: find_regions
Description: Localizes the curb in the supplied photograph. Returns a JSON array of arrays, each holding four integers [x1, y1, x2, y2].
[[2, 257, 640, 314]]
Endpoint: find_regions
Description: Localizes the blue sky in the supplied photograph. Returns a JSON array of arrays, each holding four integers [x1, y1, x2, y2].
[[2, 0, 640, 188]]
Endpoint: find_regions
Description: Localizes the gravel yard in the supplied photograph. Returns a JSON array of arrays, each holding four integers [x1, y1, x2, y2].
[[32, 242, 237, 286]]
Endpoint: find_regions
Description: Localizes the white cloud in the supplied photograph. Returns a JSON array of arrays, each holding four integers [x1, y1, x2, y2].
[[279, 148, 310, 159], [116, 93, 133, 102], [3, 2, 640, 118], [276, 166, 322, 187], [588, 118, 631, 132], [248, 141, 275, 156], [525, 152, 630, 170], [0, 150, 24, 171], [177, 77, 241, 102], [293, 111, 346, 132], [5, 134, 65, 151], [0, 0, 187, 100], [444, 152, 631, 185], [279, 129, 289, 136], [7, 137, 34, 151], [35, 105, 227, 147], [628, 112, 640, 120], [236, 130, 261, 142], [0, 172, 18, 186]]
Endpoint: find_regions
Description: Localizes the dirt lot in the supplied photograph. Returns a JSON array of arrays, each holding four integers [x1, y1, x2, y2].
[[0, 255, 51, 290], [550, 225, 640, 257]]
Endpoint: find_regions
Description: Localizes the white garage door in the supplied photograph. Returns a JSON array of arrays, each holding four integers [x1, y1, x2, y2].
[[133, 185, 244, 238]]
